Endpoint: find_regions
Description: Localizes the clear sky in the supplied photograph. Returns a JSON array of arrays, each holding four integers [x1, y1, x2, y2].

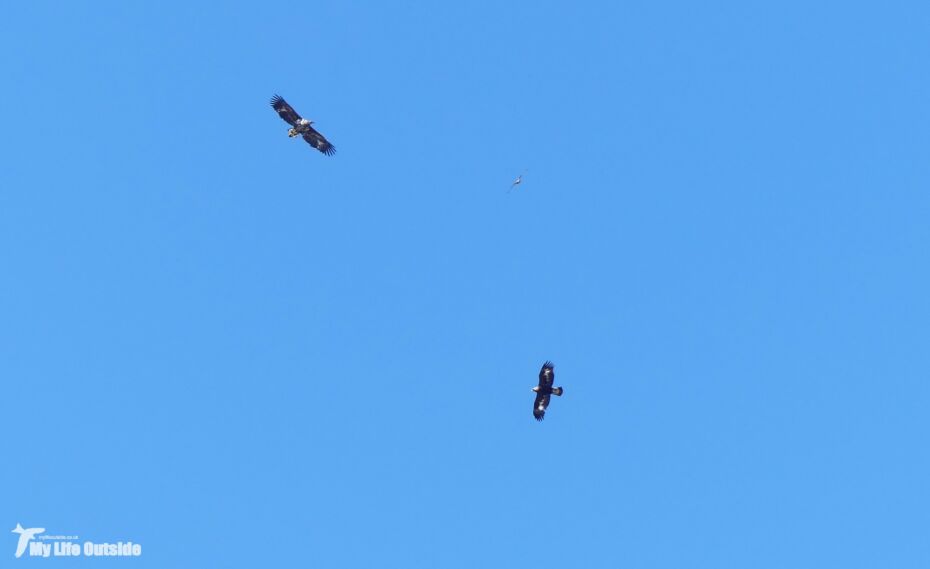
[[2, 1, 929, 567]]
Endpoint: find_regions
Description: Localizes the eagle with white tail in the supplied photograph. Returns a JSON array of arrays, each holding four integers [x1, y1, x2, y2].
[[270, 94, 336, 156], [532, 361, 563, 421]]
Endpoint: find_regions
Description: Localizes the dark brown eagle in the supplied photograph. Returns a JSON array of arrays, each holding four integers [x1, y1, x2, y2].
[[270, 94, 336, 156], [532, 361, 563, 421]]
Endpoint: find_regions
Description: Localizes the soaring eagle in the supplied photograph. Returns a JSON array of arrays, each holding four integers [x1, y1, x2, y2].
[[270, 94, 336, 156], [532, 361, 564, 421]]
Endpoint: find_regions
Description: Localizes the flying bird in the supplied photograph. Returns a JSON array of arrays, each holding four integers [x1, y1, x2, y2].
[[532, 361, 563, 421], [509, 171, 526, 192], [270, 94, 336, 156]]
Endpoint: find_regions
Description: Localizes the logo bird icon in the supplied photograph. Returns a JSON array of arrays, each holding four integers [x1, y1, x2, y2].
[[11, 524, 44, 558]]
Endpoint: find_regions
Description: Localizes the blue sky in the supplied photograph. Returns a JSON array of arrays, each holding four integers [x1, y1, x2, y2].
[[2, 1, 930, 566]]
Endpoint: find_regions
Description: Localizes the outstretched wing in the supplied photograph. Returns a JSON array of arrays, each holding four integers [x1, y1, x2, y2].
[[538, 361, 555, 389], [302, 127, 336, 156], [533, 391, 550, 421], [270, 94, 302, 126]]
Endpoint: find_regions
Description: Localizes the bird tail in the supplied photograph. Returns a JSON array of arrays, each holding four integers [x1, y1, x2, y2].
[[552, 386, 563, 396]]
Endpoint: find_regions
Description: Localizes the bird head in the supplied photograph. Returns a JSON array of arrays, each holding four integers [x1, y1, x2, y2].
[[531, 386, 540, 392]]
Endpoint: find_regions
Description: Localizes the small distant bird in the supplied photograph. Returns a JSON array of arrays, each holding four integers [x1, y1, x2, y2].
[[270, 94, 336, 156], [509, 171, 526, 192], [532, 361, 564, 421]]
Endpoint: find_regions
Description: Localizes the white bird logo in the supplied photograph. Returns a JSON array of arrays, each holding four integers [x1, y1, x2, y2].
[[11, 523, 44, 558]]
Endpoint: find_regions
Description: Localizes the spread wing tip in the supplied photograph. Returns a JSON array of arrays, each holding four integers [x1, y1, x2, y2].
[[302, 132, 336, 156]]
